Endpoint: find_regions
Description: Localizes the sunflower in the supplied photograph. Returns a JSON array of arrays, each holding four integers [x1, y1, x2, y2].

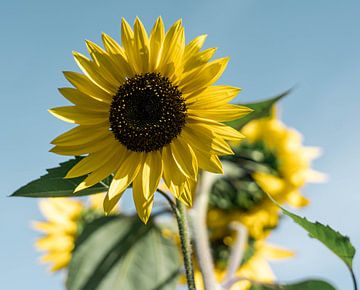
[[49, 17, 251, 223], [208, 107, 325, 239], [33, 195, 105, 272]]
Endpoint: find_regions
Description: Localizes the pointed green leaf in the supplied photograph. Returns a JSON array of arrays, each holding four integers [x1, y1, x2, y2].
[[67, 215, 181, 290], [282, 208, 355, 269], [225, 89, 291, 130], [11, 158, 111, 197], [249, 279, 336, 290]]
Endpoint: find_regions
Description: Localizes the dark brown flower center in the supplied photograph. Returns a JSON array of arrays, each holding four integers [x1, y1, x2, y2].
[[109, 73, 187, 152]]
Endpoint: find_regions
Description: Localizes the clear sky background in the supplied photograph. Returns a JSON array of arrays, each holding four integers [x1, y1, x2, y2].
[[1, 0, 359, 289]]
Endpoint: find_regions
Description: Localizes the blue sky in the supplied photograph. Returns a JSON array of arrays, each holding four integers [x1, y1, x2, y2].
[[1, 0, 360, 289]]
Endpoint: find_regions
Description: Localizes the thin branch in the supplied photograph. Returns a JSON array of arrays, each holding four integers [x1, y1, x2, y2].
[[222, 222, 248, 289], [189, 172, 221, 290]]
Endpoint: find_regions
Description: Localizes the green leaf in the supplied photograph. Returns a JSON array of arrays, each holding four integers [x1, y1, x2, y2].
[[225, 89, 291, 130], [67, 215, 181, 290], [249, 279, 336, 290], [282, 208, 356, 269], [11, 158, 111, 197]]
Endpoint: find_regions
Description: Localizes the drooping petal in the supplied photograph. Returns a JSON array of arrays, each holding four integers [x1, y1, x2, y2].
[[170, 137, 198, 181], [132, 173, 155, 224], [65, 140, 122, 179], [50, 133, 114, 156], [182, 124, 234, 155], [108, 151, 144, 199]]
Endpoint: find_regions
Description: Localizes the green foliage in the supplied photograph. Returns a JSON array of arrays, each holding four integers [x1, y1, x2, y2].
[[225, 89, 291, 130], [67, 215, 181, 290], [249, 279, 336, 290], [282, 208, 356, 269], [11, 158, 111, 197]]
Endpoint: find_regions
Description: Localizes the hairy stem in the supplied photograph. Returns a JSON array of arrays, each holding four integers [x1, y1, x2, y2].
[[158, 189, 196, 290]]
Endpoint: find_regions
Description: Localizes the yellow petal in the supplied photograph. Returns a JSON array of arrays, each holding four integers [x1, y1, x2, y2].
[[41, 252, 71, 272], [103, 192, 122, 215], [101, 32, 126, 56], [85, 40, 124, 85], [58, 88, 109, 111], [183, 34, 207, 64], [36, 235, 73, 252], [179, 57, 229, 94], [192, 149, 223, 174], [185, 85, 241, 108], [73, 51, 118, 93], [253, 172, 285, 197], [51, 125, 109, 146], [101, 32, 135, 78], [149, 16, 165, 71], [139, 151, 163, 200], [183, 47, 217, 72], [187, 115, 244, 141], [188, 104, 253, 122], [63, 71, 112, 103], [134, 17, 150, 73], [50, 133, 113, 156], [121, 18, 139, 73], [182, 124, 234, 155], [132, 174, 155, 224], [158, 19, 185, 80], [170, 137, 198, 181], [65, 140, 121, 178], [108, 151, 144, 199], [49, 106, 108, 125], [162, 145, 187, 198]]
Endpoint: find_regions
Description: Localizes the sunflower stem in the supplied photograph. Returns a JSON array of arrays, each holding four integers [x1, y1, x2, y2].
[[176, 200, 196, 290], [158, 189, 196, 290], [176, 200, 197, 290]]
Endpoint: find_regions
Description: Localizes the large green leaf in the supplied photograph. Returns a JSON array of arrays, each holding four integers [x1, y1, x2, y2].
[[249, 279, 336, 290], [11, 158, 111, 197], [67, 215, 181, 290], [282, 208, 356, 269], [226, 89, 291, 130]]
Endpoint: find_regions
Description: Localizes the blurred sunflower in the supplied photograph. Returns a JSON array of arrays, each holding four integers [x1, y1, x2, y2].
[[208, 107, 325, 238], [49, 17, 251, 223], [33, 194, 105, 272], [193, 237, 293, 290]]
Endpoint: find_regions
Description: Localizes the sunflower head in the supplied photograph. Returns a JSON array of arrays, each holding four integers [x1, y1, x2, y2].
[[33, 195, 105, 272], [208, 107, 325, 238], [49, 17, 252, 223]]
